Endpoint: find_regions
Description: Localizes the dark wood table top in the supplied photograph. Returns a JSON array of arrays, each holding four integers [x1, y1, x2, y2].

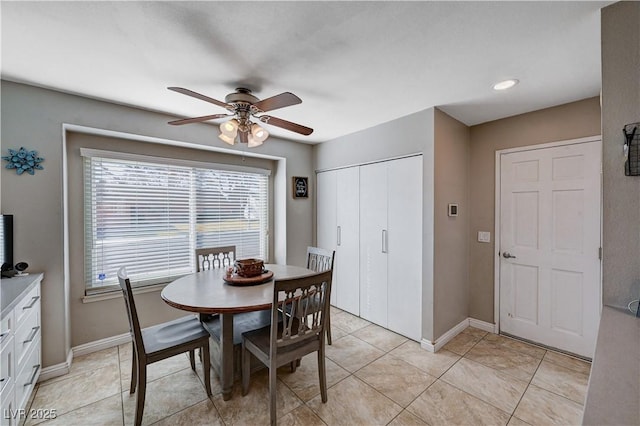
[[161, 264, 316, 314]]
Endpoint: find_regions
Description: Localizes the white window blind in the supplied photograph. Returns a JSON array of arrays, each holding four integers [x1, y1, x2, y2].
[[84, 153, 268, 291]]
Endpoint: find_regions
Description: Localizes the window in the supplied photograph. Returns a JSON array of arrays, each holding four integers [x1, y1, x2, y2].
[[83, 149, 269, 292]]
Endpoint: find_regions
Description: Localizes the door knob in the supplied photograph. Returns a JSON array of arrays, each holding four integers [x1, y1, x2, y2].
[[503, 252, 517, 259]]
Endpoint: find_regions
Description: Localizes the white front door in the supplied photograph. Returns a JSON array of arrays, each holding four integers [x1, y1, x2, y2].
[[499, 140, 601, 358]]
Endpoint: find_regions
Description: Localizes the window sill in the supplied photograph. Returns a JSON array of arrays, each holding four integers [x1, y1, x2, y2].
[[82, 282, 168, 304]]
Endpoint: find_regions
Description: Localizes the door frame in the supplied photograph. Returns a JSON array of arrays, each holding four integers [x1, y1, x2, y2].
[[493, 135, 603, 335]]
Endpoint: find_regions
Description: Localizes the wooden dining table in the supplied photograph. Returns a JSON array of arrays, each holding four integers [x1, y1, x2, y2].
[[160, 263, 316, 400]]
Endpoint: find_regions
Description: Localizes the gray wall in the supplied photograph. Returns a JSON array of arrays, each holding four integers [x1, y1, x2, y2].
[[601, 1, 640, 310], [468, 97, 602, 323], [433, 109, 470, 338], [314, 109, 437, 341], [0, 81, 314, 366]]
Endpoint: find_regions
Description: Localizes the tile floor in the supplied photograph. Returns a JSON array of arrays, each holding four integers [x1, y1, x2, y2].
[[25, 307, 591, 425]]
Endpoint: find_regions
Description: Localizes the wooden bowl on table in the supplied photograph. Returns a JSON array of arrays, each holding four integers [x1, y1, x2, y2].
[[234, 259, 264, 278]]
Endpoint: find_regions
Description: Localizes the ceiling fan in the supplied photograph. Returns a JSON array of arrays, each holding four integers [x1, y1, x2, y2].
[[167, 87, 313, 147]]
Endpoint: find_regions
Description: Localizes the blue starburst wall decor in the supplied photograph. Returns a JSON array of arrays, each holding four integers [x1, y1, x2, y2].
[[2, 147, 45, 175]]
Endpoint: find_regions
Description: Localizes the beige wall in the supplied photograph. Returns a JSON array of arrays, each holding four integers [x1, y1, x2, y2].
[[433, 109, 471, 338], [1, 81, 315, 366], [601, 2, 640, 309], [468, 97, 602, 323]]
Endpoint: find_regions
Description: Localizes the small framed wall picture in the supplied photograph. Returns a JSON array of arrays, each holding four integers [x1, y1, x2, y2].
[[293, 176, 309, 199]]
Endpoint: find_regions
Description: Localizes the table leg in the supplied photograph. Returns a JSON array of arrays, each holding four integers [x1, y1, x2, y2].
[[220, 313, 234, 401]]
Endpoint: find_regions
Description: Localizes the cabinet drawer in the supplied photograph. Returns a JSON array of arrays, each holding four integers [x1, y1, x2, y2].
[[14, 338, 40, 412], [0, 311, 14, 346], [1, 381, 16, 426], [13, 305, 40, 369], [14, 286, 40, 327], [0, 335, 14, 398]]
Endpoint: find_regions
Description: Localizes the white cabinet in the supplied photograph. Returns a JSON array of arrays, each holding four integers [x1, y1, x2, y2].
[[317, 156, 422, 340], [317, 167, 360, 315], [0, 274, 42, 424]]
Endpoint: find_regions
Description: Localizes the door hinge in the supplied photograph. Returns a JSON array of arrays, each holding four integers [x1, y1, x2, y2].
[[599, 247, 603, 260]]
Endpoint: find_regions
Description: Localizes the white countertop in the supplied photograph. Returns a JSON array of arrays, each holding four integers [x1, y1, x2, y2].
[[1, 273, 44, 318]]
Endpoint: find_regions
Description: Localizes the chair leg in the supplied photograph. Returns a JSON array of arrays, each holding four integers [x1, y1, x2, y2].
[[241, 341, 250, 396], [189, 349, 196, 371], [290, 360, 297, 373], [134, 364, 147, 426], [318, 347, 328, 403], [326, 310, 332, 345], [269, 360, 278, 426], [130, 349, 137, 394], [202, 343, 212, 397]]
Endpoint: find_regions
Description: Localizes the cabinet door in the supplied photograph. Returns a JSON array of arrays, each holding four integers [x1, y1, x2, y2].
[[387, 156, 423, 340], [359, 162, 388, 327], [316, 171, 337, 306], [335, 167, 360, 315]]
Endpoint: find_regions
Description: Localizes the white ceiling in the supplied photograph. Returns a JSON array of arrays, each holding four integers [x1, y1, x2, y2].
[[1, 1, 610, 144]]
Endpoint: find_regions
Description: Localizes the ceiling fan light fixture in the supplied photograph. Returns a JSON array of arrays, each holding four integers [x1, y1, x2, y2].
[[220, 119, 239, 137], [247, 135, 264, 148], [493, 79, 519, 91], [218, 133, 235, 145], [251, 123, 269, 143]]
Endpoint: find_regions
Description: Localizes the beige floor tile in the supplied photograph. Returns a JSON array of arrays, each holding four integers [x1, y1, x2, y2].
[[507, 416, 531, 425], [212, 369, 302, 425], [543, 351, 591, 375], [482, 334, 546, 360], [329, 311, 371, 334], [118, 342, 133, 363], [354, 355, 436, 407], [388, 410, 429, 426], [27, 394, 123, 426], [388, 341, 460, 378], [531, 360, 589, 405], [325, 335, 385, 373], [122, 369, 209, 426], [441, 358, 527, 414], [307, 376, 402, 426], [329, 305, 343, 317], [327, 325, 348, 343], [120, 352, 192, 391], [352, 324, 408, 352], [513, 384, 583, 425], [278, 354, 349, 402], [407, 380, 510, 426], [30, 364, 121, 418], [278, 404, 326, 426], [153, 399, 223, 426], [443, 328, 486, 356], [464, 339, 542, 381], [40, 347, 120, 386]]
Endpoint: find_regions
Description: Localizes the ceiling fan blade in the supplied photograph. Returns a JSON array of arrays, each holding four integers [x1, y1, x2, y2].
[[168, 114, 231, 125], [253, 92, 302, 113], [238, 129, 249, 144], [168, 87, 230, 109], [259, 115, 313, 136]]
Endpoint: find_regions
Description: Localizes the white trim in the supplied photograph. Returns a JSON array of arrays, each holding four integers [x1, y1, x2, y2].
[[494, 135, 603, 338], [38, 349, 73, 383], [469, 318, 498, 333], [82, 282, 167, 303], [72, 332, 131, 357], [80, 147, 271, 176], [421, 317, 498, 353]]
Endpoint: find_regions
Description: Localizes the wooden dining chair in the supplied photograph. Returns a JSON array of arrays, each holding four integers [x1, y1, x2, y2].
[[241, 270, 333, 425], [117, 267, 212, 426], [306, 246, 335, 344], [196, 245, 236, 272]]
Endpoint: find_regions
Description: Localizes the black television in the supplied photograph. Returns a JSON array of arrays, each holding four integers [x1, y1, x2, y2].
[[1, 214, 14, 277]]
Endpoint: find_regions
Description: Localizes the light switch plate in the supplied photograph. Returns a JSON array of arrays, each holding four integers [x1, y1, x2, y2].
[[478, 231, 491, 243]]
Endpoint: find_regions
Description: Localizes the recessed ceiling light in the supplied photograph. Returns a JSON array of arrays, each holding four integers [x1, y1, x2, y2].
[[493, 79, 519, 91]]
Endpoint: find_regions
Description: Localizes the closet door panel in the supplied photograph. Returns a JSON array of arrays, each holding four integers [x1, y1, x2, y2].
[[359, 162, 388, 327], [316, 170, 338, 306], [335, 167, 360, 315], [387, 156, 423, 340]]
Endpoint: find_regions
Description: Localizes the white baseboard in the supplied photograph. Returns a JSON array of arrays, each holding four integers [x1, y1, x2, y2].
[[38, 333, 131, 383], [420, 317, 497, 353], [38, 349, 73, 382], [72, 332, 131, 357]]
